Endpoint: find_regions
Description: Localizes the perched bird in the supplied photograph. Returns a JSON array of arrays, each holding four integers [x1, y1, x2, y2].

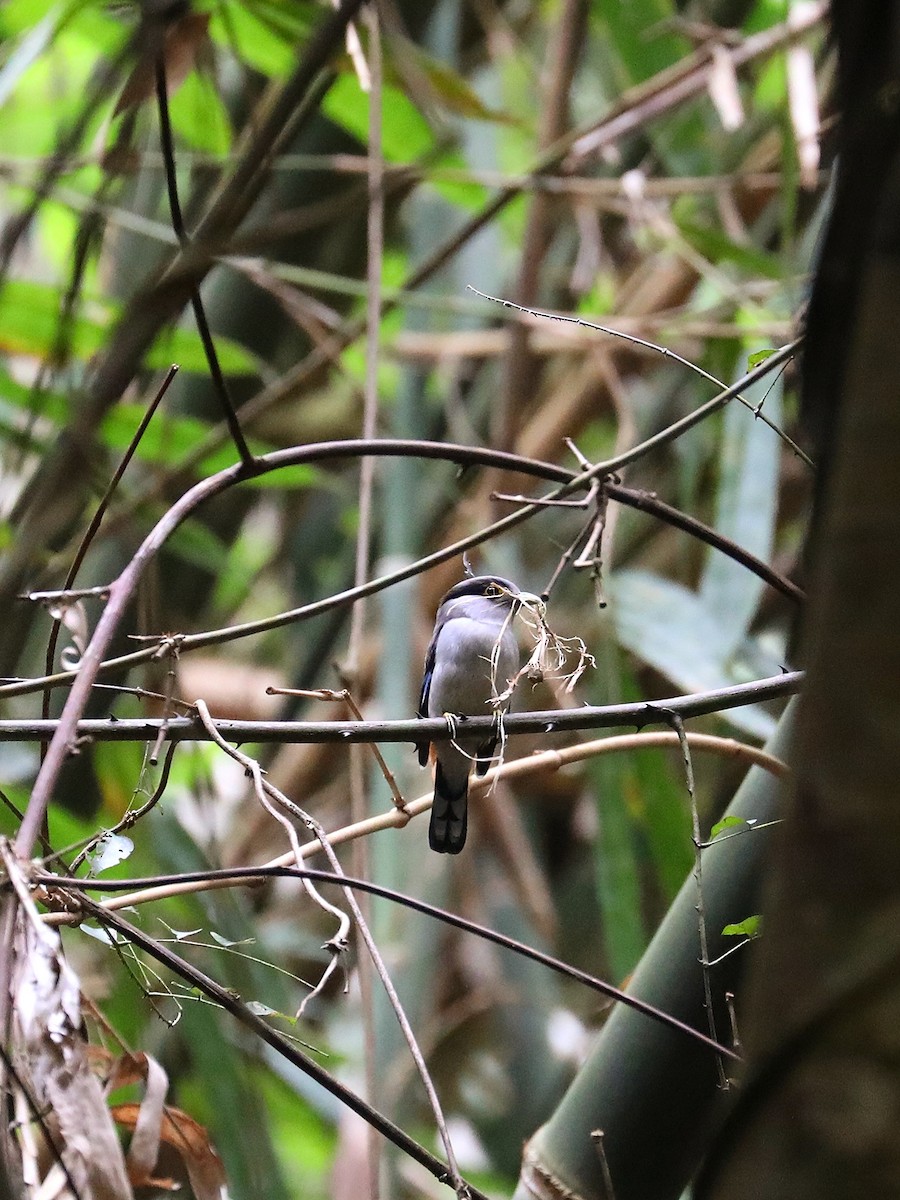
[[417, 576, 521, 854]]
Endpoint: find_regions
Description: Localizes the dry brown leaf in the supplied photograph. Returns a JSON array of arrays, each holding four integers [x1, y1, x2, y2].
[[114, 12, 211, 116], [112, 1103, 227, 1200], [124, 1056, 168, 1185], [9, 858, 134, 1199]]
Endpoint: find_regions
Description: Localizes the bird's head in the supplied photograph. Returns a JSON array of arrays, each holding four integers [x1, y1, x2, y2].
[[439, 575, 520, 609]]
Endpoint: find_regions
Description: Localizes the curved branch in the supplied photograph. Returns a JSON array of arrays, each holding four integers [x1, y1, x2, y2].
[[5, 425, 802, 701], [40, 867, 738, 1062]]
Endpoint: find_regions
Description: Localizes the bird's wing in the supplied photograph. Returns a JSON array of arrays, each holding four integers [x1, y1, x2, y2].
[[415, 618, 444, 764]]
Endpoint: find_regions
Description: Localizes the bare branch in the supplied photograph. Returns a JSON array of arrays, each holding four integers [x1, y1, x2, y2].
[[0, 671, 803, 747]]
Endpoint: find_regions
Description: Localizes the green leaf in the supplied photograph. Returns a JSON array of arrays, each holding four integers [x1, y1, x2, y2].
[[0, 7, 57, 107], [710, 815, 747, 839], [0, 280, 255, 374], [177, 1006, 291, 1200], [94, 740, 146, 820], [151, 322, 253, 374], [677, 221, 785, 280], [699, 365, 783, 655], [209, 2, 310, 78], [428, 149, 490, 212], [634, 742, 694, 900], [169, 68, 232, 154], [322, 73, 433, 161], [586, 650, 647, 979], [0, 279, 107, 359], [228, 463, 320, 491], [589, 748, 646, 979], [43, 800, 100, 857], [399, 44, 516, 123], [100, 404, 212, 463], [212, 507, 279, 613], [747, 348, 776, 369], [253, 1065, 338, 1191], [99, 402, 322, 486], [755, 54, 788, 112], [0, 0, 60, 37], [722, 915, 761, 938], [613, 656, 693, 900], [608, 570, 780, 740], [595, 0, 689, 87], [165, 520, 227, 573]]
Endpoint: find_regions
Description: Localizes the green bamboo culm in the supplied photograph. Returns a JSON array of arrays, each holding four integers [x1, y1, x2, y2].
[[513, 704, 796, 1200]]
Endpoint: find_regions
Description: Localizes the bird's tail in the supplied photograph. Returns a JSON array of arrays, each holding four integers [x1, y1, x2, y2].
[[429, 761, 468, 854]]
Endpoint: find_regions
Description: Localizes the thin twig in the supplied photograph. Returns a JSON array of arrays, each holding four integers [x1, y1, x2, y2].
[[350, 19, 384, 1186], [154, 57, 253, 467], [666, 712, 728, 1089], [468, 287, 814, 468], [26, 586, 112, 604], [725, 990, 743, 1057], [40, 365, 177, 731], [573, 485, 612, 607], [148, 638, 180, 766], [591, 1130, 616, 1200]]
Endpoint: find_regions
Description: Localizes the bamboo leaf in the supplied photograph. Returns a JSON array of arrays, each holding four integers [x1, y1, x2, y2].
[[699, 369, 783, 654], [609, 569, 779, 739]]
